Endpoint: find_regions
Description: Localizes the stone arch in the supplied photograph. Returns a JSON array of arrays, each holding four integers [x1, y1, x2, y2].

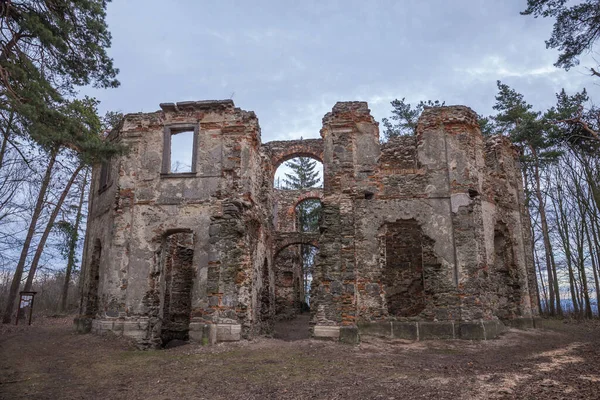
[[273, 188, 324, 233], [263, 138, 324, 174], [274, 232, 320, 257], [273, 238, 319, 319], [292, 190, 323, 210]]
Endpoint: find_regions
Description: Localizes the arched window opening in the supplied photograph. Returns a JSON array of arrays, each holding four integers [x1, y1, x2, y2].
[[295, 198, 321, 233], [273, 156, 323, 190]]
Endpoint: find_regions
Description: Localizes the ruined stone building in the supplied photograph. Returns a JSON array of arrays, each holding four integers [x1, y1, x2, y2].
[[76, 100, 540, 348]]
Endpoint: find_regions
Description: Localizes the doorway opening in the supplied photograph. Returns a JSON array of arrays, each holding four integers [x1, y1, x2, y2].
[[159, 231, 195, 346]]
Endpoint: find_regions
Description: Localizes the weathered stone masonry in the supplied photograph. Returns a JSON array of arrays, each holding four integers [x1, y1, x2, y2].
[[76, 100, 539, 347]]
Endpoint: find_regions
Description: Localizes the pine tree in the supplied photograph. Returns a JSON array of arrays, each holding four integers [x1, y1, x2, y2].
[[0, 1, 123, 323], [0, 0, 122, 160], [282, 155, 322, 307], [283, 156, 321, 232], [381, 98, 445, 139], [491, 81, 562, 316], [522, 2, 600, 148], [283, 157, 321, 190], [522, 0, 600, 72]]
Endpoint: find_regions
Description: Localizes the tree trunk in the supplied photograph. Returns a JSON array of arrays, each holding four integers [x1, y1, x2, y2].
[[524, 161, 555, 315], [530, 146, 562, 315], [2, 149, 58, 324], [552, 181, 579, 315], [533, 244, 548, 313], [59, 167, 89, 312], [575, 200, 593, 318], [584, 221, 600, 317], [23, 163, 84, 292]]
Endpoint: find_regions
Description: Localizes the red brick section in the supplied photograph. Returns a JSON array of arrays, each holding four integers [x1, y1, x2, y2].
[[273, 189, 323, 232], [262, 139, 324, 173]]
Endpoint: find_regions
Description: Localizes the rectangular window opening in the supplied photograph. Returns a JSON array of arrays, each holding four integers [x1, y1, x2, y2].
[[99, 160, 110, 192], [162, 125, 197, 176], [170, 130, 194, 173]]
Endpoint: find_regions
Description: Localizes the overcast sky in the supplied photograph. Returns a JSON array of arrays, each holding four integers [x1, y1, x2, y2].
[[88, 0, 600, 147]]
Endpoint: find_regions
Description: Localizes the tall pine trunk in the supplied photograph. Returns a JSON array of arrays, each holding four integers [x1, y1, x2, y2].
[[574, 191, 592, 318], [59, 168, 89, 312], [533, 245, 549, 312], [552, 181, 579, 315], [2, 149, 58, 324], [530, 147, 561, 315]]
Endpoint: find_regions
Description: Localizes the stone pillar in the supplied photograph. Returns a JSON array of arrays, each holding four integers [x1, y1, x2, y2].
[[312, 102, 379, 341], [484, 136, 538, 325], [418, 106, 495, 337]]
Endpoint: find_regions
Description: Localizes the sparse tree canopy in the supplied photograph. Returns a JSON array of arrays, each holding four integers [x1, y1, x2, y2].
[[522, 1, 600, 151], [522, 0, 600, 73], [545, 88, 599, 151], [0, 0, 121, 159]]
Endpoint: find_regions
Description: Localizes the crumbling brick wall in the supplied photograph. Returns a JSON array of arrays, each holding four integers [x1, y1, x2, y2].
[[271, 188, 323, 319], [78, 101, 274, 346], [78, 99, 539, 347]]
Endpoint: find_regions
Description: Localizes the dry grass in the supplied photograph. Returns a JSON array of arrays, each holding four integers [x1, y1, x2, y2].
[[1, 317, 600, 399]]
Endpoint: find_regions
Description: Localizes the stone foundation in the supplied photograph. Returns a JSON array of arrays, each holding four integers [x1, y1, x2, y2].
[[90, 318, 242, 345], [358, 320, 509, 340]]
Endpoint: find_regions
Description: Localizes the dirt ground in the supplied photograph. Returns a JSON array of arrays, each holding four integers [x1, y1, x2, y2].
[[1, 316, 599, 400]]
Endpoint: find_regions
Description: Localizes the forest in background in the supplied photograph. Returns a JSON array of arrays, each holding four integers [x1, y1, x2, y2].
[[1, 0, 599, 322]]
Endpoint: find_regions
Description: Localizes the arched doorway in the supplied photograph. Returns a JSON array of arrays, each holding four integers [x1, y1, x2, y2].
[[267, 140, 324, 340], [272, 241, 319, 340]]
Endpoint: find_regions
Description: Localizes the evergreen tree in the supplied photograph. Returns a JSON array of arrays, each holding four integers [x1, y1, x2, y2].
[[477, 116, 497, 136], [283, 156, 321, 190], [522, 0, 600, 72], [283, 156, 321, 232], [384, 98, 494, 139], [491, 80, 562, 316], [381, 98, 445, 139], [0, 0, 121, 159], [493, 81, 561, 164], [522, 1, 600, 148], [1, 1, 122, 323], [282, 155, 322, 307]]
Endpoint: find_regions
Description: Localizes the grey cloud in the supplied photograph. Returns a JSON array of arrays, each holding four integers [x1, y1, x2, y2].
[[85, 0, 600, 142]]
